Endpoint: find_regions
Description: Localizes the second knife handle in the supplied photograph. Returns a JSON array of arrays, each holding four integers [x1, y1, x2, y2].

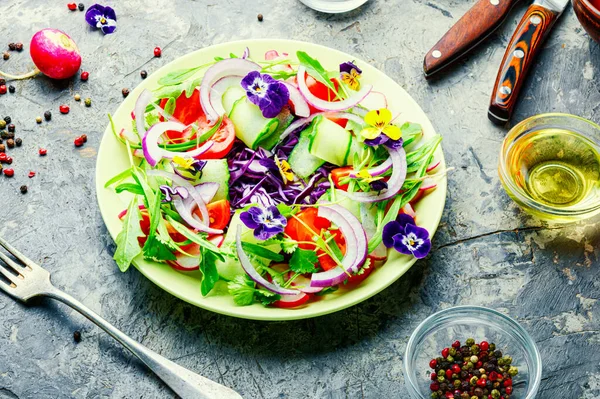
[[423, 0, 521, 78], [488, 5, 560, 124]]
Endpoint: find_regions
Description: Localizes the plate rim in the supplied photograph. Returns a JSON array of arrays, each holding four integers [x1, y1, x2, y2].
[[95, 38, 447, 321]]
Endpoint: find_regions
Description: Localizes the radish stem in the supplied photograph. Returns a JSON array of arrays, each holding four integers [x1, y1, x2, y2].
[[0, 67, 41, 80]]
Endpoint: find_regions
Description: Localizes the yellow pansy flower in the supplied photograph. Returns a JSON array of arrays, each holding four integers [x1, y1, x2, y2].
[[275, 156, 295, 184], [360, 108, 401, 141], [172, 155, 195, 170]]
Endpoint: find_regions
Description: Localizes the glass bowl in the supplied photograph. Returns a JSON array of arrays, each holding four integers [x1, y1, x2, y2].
[[298, 0, 369, 13], [498, 113, 600, 223], [404, 306, 542, 399]]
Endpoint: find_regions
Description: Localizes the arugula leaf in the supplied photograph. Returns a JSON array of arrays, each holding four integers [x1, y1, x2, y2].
[[157, 66, 202, 86], [184, 77, 202, 98], [227, 275, 280, 306], [241, 242, 284, 262], [296, 51, 338, 95], [142, 189, 177, 261], [327, 233, 344, 261], [276, 203, 297, 218], [166, 216, 224, 259], [199, 248, 220, 296], [105, 168, 133, 188], [289, 248, 318, 274], [153, 86, 183, 102], [115, 182, 144, 195], [162, 97, 176, 118], [113, 199, 144, 272]]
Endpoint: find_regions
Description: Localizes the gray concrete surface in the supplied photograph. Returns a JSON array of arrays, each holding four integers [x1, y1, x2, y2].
[[1, 0, 599, 398]]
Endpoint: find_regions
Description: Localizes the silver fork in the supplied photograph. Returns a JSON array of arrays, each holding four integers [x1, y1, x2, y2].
[[0, 236, 242, 399]]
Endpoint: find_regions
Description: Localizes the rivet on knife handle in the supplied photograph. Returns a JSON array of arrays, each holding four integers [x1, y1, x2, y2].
[[423, 0, 524, 78], [488, 5, 561, 124]]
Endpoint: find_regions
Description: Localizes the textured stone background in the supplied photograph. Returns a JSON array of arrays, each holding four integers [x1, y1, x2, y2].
[[1, 0, 599, 398]]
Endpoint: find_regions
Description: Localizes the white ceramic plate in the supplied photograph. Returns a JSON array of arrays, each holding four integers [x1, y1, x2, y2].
[[95, 39, 447, 321]]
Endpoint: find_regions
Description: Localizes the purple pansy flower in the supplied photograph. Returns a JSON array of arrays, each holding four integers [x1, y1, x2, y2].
[[369, 180, 388, 192], [241, 71, 290, 118], [364, 136, 403, 149], [85, 4, 117, 34], [339, 61, 362, 90], [339, 61, 362, 75], [382, 214, 431, 259], [240, 205, 287, 240]]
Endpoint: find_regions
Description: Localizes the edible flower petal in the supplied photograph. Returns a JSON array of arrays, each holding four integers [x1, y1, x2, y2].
[[241, 71, 290, 118], [275, 156, 295, 184], [240, 206, 287, 240], [382, 214, 431, 259], [85, 4, 117, 35], [173, 156, 206, 172], [339, 61, 362, 91], [361, 108, 402, 143]]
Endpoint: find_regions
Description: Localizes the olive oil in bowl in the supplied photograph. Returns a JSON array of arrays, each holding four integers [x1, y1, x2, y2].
[[499, 114, 600, 222]]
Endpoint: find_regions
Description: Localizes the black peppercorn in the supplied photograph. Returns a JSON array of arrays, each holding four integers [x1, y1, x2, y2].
[[0, 131, 6, 140], [4, 116, 11, 124], [44, 111, 52, 121], [6, 139, 14, 148], [6, 132, 14, 140], [81, 134, 87, 143], [8, 85, 14, 93], [73, 330, 81, 342], [15, 138, 21, 147], [257, 13, 263, 21], [8, 43, 15, 51], [20, 185, 27, 194], [7, 123, 15, 133], [122, 88, 130, 97], [140, 70, 147, 79], [15, 42, 23, 51], [78, 3, 84, 11]]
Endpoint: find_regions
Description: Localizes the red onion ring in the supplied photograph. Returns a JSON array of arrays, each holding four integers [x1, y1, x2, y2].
[[134, 89, 153, 139], [282, 82, 310, 117], [235, 226, 300, 296], [310, 205, 368, 288], [297, 67, 372, 112], [349, 157, 392, 178], [210, 76, 244, 116], [172, 197, 223, 235], [142, 121, 213, 166], [341, 146, 407, 203], [200, 58, 261, 123]]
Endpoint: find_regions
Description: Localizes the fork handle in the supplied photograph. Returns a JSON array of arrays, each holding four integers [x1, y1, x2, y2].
[[44, 287, 241, 399]]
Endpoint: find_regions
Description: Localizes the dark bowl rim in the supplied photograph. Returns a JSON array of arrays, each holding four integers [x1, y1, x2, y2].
[[577, 0, 600, 18]]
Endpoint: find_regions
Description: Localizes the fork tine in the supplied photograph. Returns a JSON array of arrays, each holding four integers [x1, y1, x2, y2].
[[0, 236, 39, 269], [0, 263, 19, 286], [0, 251, 26, 275]]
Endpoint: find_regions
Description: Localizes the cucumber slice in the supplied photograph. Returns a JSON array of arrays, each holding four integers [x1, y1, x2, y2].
[[347, 135, 367, 166], [229, 97, 279, 149], [255, 106, 294, 151], [308, 116, 352, 166], [198, 159, 230, 201], [318, 189, 360, 219], [288, 117, 326, 179], [222, 86, 246, 115]]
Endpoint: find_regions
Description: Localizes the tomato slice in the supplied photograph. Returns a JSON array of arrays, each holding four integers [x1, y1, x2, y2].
[[317, 229, 346, 271], [194, 200, 231, 230], [330, 167, 353, 191], [195, 116, 236, 160], [273, 292, 311, 308], [284, 208, 331, 250], [159, 89, 206, 141], [301, 75, 347, 128]]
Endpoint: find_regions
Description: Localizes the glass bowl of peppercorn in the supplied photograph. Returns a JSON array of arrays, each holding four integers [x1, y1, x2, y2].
[[404, 306, 542, 399]]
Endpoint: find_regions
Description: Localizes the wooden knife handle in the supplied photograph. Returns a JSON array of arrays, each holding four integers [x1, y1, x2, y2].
[[488, 5, 560, 124], [424, 0, 523, 78]]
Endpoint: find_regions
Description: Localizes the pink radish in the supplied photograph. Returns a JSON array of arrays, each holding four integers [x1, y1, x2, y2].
[[0, 28, 81, 81]]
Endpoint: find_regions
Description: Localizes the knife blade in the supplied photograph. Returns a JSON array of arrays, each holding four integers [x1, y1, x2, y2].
[[423, 0, 526, 78], [488, 0, 569, 124]]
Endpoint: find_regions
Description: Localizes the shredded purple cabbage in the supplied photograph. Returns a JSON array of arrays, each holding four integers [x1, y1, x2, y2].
[[228, 135, 328, 209]]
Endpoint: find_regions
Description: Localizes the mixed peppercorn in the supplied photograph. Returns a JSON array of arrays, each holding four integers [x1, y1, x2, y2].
[[428, 339, 518, 399]]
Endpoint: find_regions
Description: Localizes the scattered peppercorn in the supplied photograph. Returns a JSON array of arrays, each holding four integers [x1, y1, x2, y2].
[[8, 85, 15, 93], [68, 2, 77, 10], [14, 42, 23, 52], [81, 134, 88, 143], [74, 93, 81, 101], [257, 13, 263, 21], [0, 153, 7, 161], [0, 144, 4, 153], [80, 71, 89, 81], [74, 136, 84, 147], [5, 132, 13, 140], [6, 139, 14, 148], [59, 104, 70, 114], [39, 148, 47, 156], [28, 171, 36, 178], [36, 116, 42, 124], [2, 52, 9, 60], [73, 330, 82, 342], [8, 43, 15, 51], [154, 46, 162, 57], [4, 116, 11, 124], [44, 111, 52, 121], [20, 185, 27, 194], [84, 97, 92, 107], [122, 88, 130, 97], [78, 3, 85, 11], [7, 124, 15, 133], [0, 120, 5, 129], [0, 85, 6, 95], [140, 70, 148, 79], [3, 168, 14, 177], [15, 138, 21, 147]]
